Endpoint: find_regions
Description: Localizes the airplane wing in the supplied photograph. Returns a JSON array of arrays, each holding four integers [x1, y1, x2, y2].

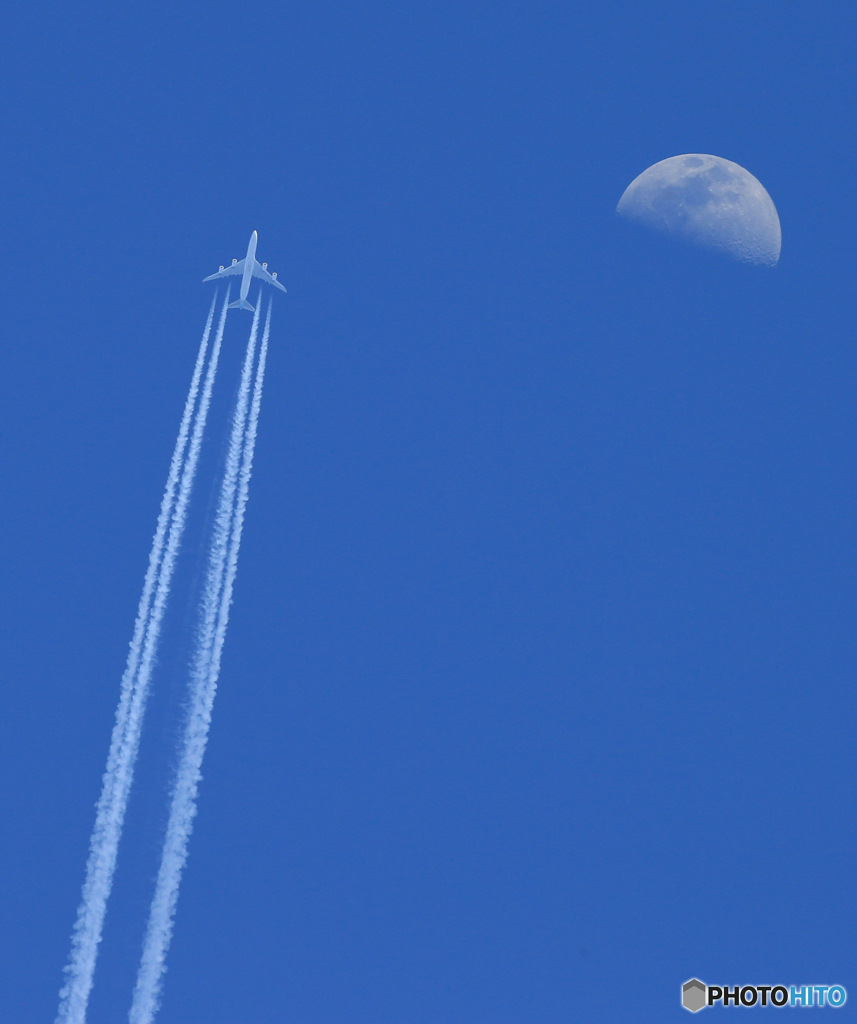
[[203, 258, 245, 283], [251, 259, 287, 293]]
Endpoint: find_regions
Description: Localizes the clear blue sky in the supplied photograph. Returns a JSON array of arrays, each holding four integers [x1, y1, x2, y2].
[[0, 2, 854, 1022]]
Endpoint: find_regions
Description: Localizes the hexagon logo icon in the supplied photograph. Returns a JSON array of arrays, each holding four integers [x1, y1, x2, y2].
[[682, 978, 706, 1012]]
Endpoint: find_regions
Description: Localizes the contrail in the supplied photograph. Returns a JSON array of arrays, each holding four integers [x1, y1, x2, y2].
[[57, 289, 231, 1024], [129, 296, 271, 1024]]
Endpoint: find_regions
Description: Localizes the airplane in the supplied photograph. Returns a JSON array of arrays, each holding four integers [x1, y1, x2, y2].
[[203, 230, 287, 311]]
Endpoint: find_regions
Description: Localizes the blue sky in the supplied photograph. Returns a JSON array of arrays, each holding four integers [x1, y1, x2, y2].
[[0, 2, 855, 1022]]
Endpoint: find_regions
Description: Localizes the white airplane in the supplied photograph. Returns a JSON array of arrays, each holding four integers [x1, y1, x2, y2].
[[203, 230, 287, 311]]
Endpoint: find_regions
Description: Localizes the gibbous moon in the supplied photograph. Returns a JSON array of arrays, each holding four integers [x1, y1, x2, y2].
[[617, 154, 781, 266]]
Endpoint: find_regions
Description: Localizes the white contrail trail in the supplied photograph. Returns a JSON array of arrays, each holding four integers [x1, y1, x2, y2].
[[57, 289, 231, 1024], [129, 297, 271, 1024]]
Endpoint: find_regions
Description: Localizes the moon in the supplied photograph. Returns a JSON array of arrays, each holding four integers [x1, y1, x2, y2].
[[617, 154, 781, 266]]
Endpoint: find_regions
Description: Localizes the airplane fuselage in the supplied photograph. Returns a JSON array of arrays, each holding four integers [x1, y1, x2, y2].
[[240, 231, 258, 302]]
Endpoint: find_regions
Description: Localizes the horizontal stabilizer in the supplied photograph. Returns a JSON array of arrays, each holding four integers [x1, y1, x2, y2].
[[227, 299, 256, 312]]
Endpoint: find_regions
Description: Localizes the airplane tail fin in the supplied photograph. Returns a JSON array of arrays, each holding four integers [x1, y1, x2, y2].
[[227, 298, 256, 312]]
